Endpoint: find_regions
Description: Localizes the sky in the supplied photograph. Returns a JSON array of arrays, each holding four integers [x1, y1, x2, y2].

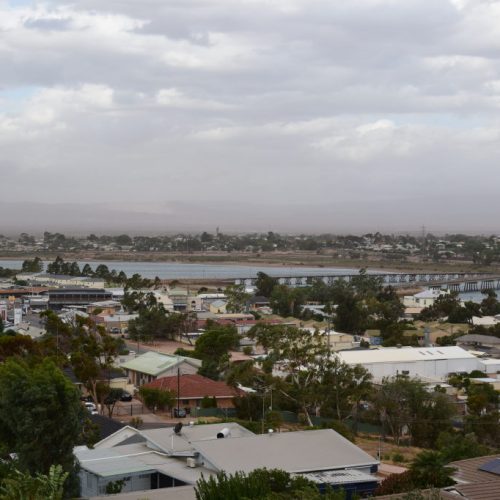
[[1, 0, 500, 234]]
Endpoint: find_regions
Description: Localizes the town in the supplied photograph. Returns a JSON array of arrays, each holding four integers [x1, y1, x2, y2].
[[2, 230, 500, 267], [1, 251, 500, 498], [3, 0, 500, 498]]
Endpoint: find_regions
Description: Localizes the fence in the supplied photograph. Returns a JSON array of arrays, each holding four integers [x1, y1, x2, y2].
[[114, 403, 149, 417], [191, 407, 238, 419]]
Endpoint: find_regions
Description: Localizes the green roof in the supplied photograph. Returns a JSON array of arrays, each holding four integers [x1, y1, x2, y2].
[[121, 351, 201, 376]]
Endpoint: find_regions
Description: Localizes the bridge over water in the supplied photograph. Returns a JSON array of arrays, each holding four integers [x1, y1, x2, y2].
[[235, 272, 500, 292]]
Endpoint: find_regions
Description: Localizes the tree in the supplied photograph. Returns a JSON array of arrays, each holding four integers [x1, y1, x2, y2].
[[270, 285, 306, 318], [0, 359, 82, 476], [480, 289, 500, 316], [94, 264, 110, 279], [248, 325, 367, 426], [255, 272, 278, 298], [373, 376, 455, 447], [436, 431, 492, 462], [195, 468, 331, 500], [410, 450, 455, 489], [81, 263, 94, 276], [225, 284, 251, 313], [21, 257, 43, 273], [320, 357, 372, 426], [195, 323, 240, 380], [0, 465, 68, 500], [103, 388, 125, 418], [464, 382, 500, 446], [69, 317, 120, 414], [139, 386, 175, 413]]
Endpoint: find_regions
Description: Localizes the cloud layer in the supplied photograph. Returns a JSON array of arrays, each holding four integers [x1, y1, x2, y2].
[[1, 0, 500, 232]]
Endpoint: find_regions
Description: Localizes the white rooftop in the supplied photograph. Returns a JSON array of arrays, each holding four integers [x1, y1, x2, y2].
[[192, 429, 377, 475], [337, 346, 476, 364], [413, 289, 446, 299]]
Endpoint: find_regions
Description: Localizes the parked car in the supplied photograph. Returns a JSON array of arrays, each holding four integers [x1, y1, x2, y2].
[[173, 408, 187, 418], [84, 402, 97, 412], [120, 391, 133, 402]]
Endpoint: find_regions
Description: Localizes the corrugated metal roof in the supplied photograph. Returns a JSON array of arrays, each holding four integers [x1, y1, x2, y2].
[[192, 429, 378, 475], [337, 346, 476, 364], [120, 351, 201, 376]]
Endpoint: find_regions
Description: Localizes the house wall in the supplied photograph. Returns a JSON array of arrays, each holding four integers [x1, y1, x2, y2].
[[178, 396, 235, 409], [79, 469, 152, 497], [127, 361, 199, 387], [359, 357, 479, 380]]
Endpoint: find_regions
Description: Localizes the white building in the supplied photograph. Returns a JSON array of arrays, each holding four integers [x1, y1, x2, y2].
[[17, 273, 105, 289], [75, 423, 379, 498], [337, 346, 480, 381], [403, 289, 448, 308]]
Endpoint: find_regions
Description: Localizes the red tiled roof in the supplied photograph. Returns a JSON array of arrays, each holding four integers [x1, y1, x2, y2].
[[143, 374, 241, 399]]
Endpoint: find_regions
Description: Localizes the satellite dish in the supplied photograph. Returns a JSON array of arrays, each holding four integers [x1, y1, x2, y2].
[[174, 422, 183, 435]]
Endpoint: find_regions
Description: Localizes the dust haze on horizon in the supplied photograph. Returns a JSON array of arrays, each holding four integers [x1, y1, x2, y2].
[[1, 0, 500, 234]]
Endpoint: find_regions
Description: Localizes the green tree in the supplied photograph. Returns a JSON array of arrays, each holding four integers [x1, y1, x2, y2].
[[195, 468, 328, 500], [0, 359, 82, 476], [410, 450, 455, 489], [21, 257, 43, 273], [225, 284, 251, 313], [195, 323, 240, 380], [270, 285, 306, 318], [0, 465, 68, 500], [139, 386, 175, 413], [69, 317, 120, 413], [436, 431, 492, 462], [480, 289, 500, 316], [320, 357, 372, 426], [81, 263, 94, 276], [249, 325, 367, 426], [255, 272, 278, 298], [374, 376, 455, 447], [464, 382, 500, 446]]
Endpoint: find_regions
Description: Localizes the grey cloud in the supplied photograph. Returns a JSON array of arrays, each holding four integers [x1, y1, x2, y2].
[[0, 0, 500, 232]]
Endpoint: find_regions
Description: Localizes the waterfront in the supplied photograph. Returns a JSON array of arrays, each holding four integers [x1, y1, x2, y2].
[[0, 259, 369, 280]]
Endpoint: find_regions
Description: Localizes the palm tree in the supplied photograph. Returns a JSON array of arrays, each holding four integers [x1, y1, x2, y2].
[[410, 450, 455, 488]]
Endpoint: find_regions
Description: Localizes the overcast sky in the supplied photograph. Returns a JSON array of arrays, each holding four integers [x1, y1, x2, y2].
[[1, 0, 500, 234]]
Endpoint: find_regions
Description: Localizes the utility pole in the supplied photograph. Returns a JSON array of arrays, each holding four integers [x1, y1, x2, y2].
[[177, 366, 181, 417], [421, 225, 427, 260], [261, 389, 265, 434]]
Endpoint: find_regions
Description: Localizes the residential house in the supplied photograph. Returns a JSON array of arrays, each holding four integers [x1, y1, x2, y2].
[[189, 293, 226, 312], [75, 423, 379, 498], [94, 312, 138, 334], [209, 299, 227, 314], [168, 288, 188, 311], [246, 296, 270, 311], [442, 454, 500, 500], [142, 374, 241, 410], [121, 351, 202, 387], [87, 300, 123, 315], [403, 289, 448, 308]]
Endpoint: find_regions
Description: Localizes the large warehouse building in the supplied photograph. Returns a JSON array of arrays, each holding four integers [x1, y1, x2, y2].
[[337, 346, 480, 381]]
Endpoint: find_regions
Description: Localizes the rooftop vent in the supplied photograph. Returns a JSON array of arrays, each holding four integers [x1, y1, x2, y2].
[[174, 422, 183, 435], [217, 427, 230, 439]]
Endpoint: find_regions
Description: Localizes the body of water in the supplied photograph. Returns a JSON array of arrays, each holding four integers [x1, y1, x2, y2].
[[0, 259, 368, 280]]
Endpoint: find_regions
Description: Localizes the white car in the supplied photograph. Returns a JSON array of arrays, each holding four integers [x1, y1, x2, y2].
[[84, 402, 97, 412]]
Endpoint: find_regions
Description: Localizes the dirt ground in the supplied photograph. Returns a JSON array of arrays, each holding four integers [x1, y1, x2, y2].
[[355, 435, 423, 465]]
